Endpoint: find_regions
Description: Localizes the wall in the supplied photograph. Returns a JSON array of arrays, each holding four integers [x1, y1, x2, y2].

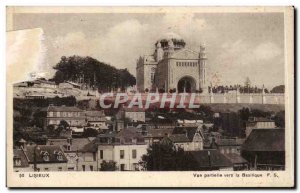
[[125, 93, 285, 105], [98, 144, 147, 171], [113, 144, 148, 171]]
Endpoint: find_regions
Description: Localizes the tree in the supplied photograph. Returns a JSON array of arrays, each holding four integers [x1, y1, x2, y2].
[[271, 85, 285, 93], [100, 161, 118, 171], [245, 77, 251, 87], [239, 107, 250, 121], [250, 109, 271, 118], [82, 128, 99, 137], [52, 56, 136, 91], [52, 120, 70, 137], [139, 138, 198, 171]]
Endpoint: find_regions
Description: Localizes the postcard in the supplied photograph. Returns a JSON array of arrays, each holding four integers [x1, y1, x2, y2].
[[6, 6, 294, 188]]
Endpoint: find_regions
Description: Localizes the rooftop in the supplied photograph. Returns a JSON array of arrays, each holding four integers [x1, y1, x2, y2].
[[24, 145, 68, 163], [242, 129, 284, 152], [224, 153, 248, 164], [187, 150, 233, 168], [47, 105, 83, 112], [47, 138, 92, 152]]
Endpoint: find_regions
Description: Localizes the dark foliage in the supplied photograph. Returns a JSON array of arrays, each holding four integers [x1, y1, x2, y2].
[[139, 140, 198, 171], [52, 56, 136, 91], [271, 85, 285, 93], [274, 111, 285, 128], [82, 128, 99, 137], [100, 160, 118, 171]]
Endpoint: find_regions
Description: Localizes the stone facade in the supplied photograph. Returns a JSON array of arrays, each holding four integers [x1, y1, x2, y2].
[[136, 32, 207, 93]]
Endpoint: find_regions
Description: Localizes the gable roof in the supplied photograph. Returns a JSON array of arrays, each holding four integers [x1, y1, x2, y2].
[[242, 129, 284, 152], [187, 150, 233, 168], [95, 128, 145, 145], [24, 145, 68, 163], [171, 48, 199, 60]]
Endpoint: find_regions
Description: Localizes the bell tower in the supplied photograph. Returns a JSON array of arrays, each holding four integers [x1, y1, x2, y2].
[[199, 43, 208, 93], [156, 42, 163, 62]]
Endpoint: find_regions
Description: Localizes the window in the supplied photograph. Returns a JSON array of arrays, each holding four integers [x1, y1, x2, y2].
[[57, 112, 60, 117], [82, 165, 85, 171], [49, 112, 53, 117], [44, 168, 49, 171], [67, 145, 71, 151], [100, 150, 103, 159], [132, 149, 137, 159], [58, 167, 62, 171], [120, 150, 125, 159], [90, 165, 94, 171], [68, 167, 75, 171], [120, 164, 125, 171]]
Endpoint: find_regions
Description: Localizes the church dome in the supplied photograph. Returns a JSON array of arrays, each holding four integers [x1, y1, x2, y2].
[[156, 32, 186, 50]]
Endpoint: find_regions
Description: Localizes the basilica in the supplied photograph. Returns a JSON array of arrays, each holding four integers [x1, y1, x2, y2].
[[136, 32, 208, 93]]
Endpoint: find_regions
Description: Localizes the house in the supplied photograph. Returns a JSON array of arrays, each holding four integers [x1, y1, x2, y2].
[[95, 128, 148, 171], [13, 149, 30, 172], [20, 145, 68, 172], [123, 106, 146, 122], [186, 150, 233, 171], [170, 126, 204, 151], [245, 117, 276, 138], [241, 128, 285, 170], [47, 138, 97, 171], [44, 105, 85, 129], [85, 110, 108, 130], [210, 138, 244, 155]]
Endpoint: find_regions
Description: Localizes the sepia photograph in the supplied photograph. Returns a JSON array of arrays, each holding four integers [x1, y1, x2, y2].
[[6, 6, 294, 188]]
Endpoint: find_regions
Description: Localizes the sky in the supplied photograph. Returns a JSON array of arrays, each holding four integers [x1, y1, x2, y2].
[[12, 12, 285, 89]]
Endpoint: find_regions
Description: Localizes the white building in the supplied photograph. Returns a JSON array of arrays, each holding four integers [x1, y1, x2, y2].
[[96, 128, 147, 171], [245, 117, 276, 138], [136, 32, 208, 93]]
